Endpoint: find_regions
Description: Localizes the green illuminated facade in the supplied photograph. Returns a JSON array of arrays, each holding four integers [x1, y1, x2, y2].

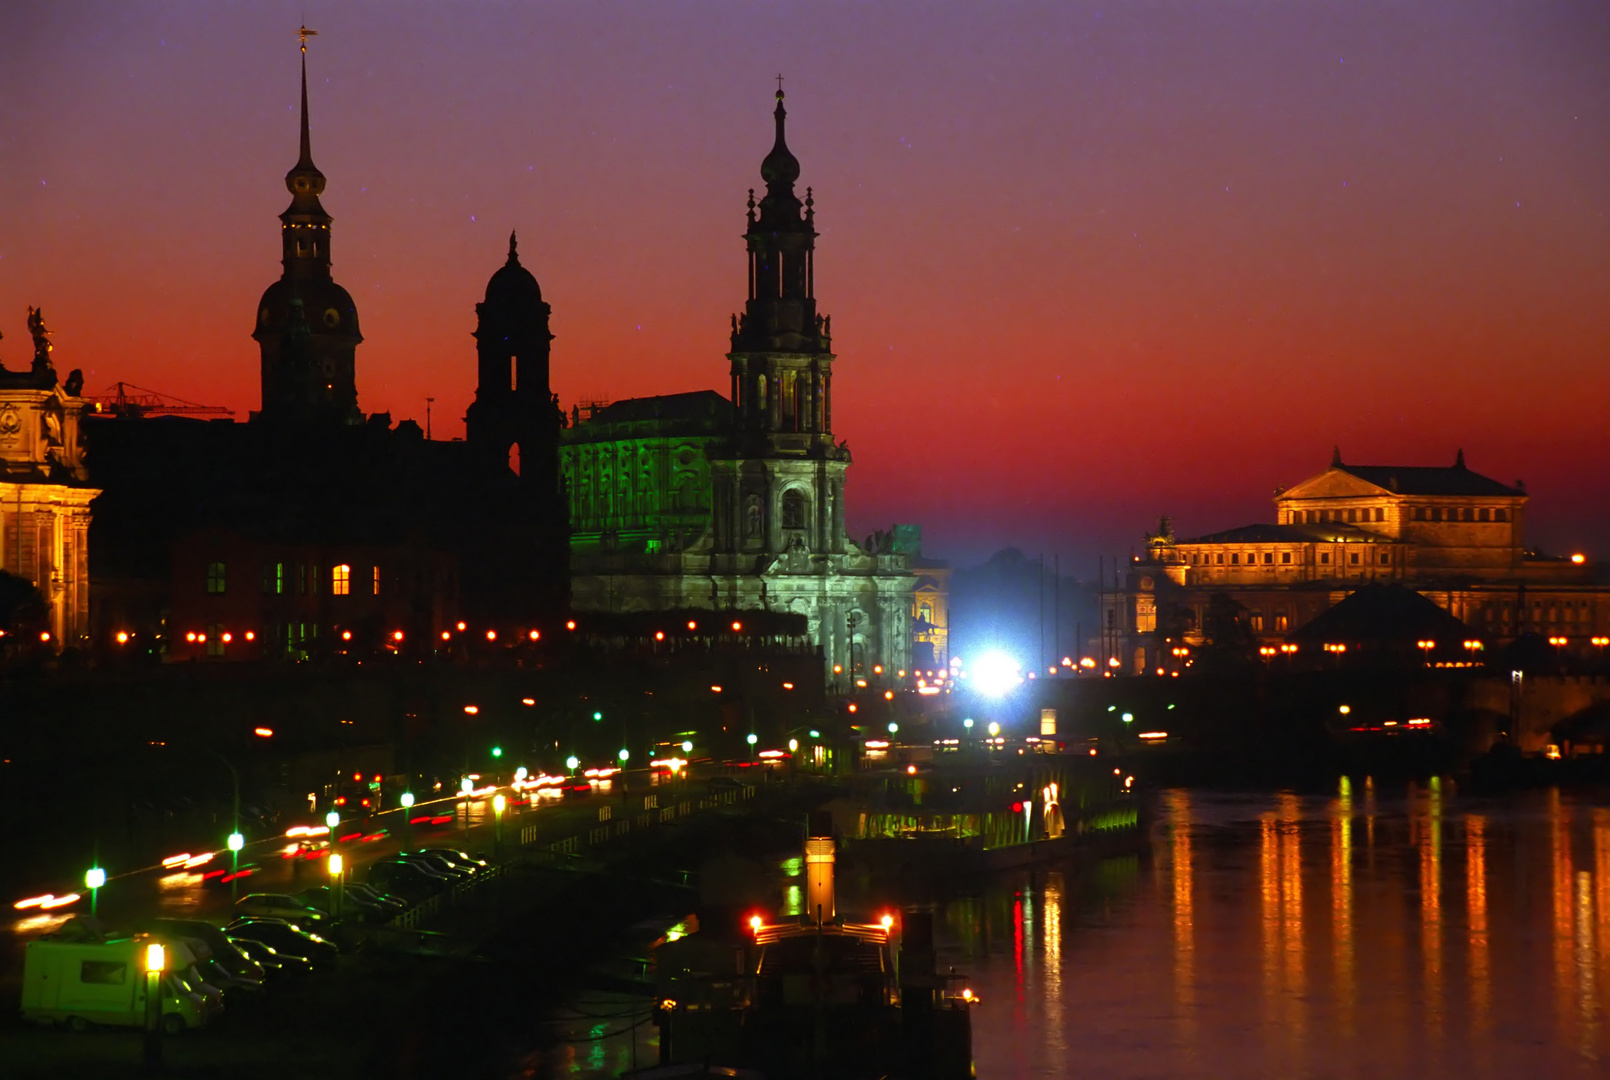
[[559, 91, 914, 676]]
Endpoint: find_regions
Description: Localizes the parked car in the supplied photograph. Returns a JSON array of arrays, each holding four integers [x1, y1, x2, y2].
[[225, 936, 312, 982], [235, 893, 328, 924], [297, 886, 392, 923], [432, 848, 490, 872], [138, 919, 265, 984], [343, 882, 408, 912], [396, 851, 475, 881], [367, 860, 450, 902], [224, 918, 338, 970]]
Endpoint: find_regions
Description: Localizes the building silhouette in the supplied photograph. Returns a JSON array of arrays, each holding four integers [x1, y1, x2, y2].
[[85, 48, 567, 660]]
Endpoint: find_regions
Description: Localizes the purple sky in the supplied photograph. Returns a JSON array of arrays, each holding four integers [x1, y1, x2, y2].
[[3, 1, 1608, 570]]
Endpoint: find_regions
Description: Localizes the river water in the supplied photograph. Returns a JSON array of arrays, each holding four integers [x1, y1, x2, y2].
[[944, 783, 1610, 1079]]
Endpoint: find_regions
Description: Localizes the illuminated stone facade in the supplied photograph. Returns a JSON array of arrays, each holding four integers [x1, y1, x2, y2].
[[560, 92, 914, 677], [1103, 451, 1608, 671], [0, 312, 98, 648]]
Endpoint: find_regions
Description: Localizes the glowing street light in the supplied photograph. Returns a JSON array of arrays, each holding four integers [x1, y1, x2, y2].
[[887, 722, 899, 734], [493, 793, 507, 851], [143, 941, 166, 1066], [681, 740, 693, 753], [566, 755, 580, 773], [85, 866, 106, 918], [618, 748, 630, 762]]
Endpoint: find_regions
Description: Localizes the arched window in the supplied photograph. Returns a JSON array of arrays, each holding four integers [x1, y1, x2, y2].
[[332, 564, 351, 596], [782, 489, 807, 529]]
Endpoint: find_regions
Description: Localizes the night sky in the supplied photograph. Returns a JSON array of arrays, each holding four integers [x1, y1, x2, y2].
[[4, 2, 1607, 569]]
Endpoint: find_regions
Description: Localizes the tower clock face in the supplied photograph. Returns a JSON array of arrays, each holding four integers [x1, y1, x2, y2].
[[259, 307, 270, 327], [323, 308, 341, 328]]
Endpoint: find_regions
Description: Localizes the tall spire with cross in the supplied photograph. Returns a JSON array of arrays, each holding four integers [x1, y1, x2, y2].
[[253, 26, 363, 426]]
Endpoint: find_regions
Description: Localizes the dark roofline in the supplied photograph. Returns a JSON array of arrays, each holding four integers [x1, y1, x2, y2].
[[1177, 522, 1391, 545]]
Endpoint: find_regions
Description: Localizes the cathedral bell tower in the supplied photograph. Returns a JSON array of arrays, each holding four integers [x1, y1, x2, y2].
[[466, 233, 558, 476], [714, 89, 849, 561], [728, 88, 836, 444], [252, 41, 363, 426], [464, 233, 570, 618]]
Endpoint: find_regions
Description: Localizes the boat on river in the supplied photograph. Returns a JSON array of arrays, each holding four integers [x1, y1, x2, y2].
[[831, 750, 1145, 879], [640, 812, 977, 1080]]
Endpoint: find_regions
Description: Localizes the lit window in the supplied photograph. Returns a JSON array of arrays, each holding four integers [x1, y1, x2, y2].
[[1216, 553, 1224, 565], [1321, 552, 1331, 565], [373, 566, 380, 595], [206, 561, 226, 595], [1230, 553, 1239, 565], [206, 623, 225, 658], [1275, 612, 1289, 632], [1374, 507, 1385, 522], [333, 564, 351, 596], [263, 561, 285, 596]]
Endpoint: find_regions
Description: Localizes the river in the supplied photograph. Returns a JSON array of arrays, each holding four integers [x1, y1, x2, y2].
[[945, 782, 1610, 1078]]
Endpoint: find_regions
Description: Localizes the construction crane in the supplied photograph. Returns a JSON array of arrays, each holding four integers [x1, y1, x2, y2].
[[88, 382, 235, 419]]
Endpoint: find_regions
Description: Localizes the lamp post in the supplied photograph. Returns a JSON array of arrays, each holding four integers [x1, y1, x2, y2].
[[492, 793, 506, 853], [227, 830, 245, 901], [143, 941, 166, 1068], [566, 755, 580, 776], [746, 733, 758, 761], [963, 716, 974, 750], [328, 853, 343, 921], [85, 866, 105, 919], [459, 776, 473, 838], [400, 791, 415, 849]]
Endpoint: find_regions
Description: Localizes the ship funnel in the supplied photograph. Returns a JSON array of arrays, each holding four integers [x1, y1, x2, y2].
[[804, 810, 835, 924]]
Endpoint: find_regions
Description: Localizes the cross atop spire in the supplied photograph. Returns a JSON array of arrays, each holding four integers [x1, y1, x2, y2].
[[776, 73, 784, 96]]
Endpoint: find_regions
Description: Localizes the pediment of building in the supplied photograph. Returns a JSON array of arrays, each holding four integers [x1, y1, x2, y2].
[[1279, 468, 1393, 502]]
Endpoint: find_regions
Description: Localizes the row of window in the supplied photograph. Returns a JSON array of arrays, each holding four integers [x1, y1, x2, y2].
[[1282, 505, 1510, 525], [205, 561, 380, 597], [1412, 506, 1508, 523], [1288, 507, 1388, 524], [1184, 549, 1391, 567]]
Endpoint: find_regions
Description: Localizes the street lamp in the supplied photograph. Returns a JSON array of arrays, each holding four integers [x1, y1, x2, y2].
[[566, 755, 580, 774], [1416, 639, 1436, 665], [85, 867, 106, 918], [746, 733, 758, 760], [618, 748, 630, 763], [227, 831, 245, 901], [328, 853, 344, 920], [400, 791, 415, 846], [492, 793, 506, 851], [681, 740, 693, 753], [144, 942, 166, 1067]]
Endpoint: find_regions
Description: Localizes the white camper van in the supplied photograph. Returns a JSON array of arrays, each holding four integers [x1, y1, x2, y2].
[[20, 937, 210, 1033]]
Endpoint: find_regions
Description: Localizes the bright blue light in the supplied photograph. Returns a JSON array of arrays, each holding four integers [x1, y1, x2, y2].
[[971, 652, 1023, 698]]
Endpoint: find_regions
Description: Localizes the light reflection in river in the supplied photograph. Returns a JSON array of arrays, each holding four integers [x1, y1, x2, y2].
[[940, 785, 1610, 1079]]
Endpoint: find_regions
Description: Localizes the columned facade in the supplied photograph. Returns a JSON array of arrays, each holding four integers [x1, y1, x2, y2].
[[0, 312, 98, 648]]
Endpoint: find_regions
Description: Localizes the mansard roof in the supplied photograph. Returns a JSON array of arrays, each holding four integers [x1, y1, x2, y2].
[[1281, 454, 1525, 501], [583, 390, 732, 426], [1332, 463, 1522, 497], [1179, 522, 1388, 545]]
